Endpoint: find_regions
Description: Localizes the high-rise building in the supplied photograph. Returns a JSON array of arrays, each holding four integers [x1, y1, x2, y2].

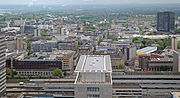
[[173, 51, 180, 72], [57, 26, 66, 35], [157, 11, 175, 33], [57, 26, 62, 35], [16, 38, 23, 49], [20, 25, 25, 34], [123, 45, 136, 61], [34, 28, 41, 37], [0, 33, 6, 97], [168, 36, 178, 50]]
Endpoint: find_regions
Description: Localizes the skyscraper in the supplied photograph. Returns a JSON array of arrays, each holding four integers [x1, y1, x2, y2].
[[168, 36, 178, 50], [0, 33, 6, 97], [157, 11, 175, 33], [16, 38, 24, 49]]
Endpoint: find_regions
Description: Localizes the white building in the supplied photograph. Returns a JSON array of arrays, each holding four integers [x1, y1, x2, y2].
[[74, 55, 112, 98]]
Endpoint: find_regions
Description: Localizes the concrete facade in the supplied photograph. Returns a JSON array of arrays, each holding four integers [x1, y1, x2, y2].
[[74, 55, 112, 98], [0, 34, 6, 97]]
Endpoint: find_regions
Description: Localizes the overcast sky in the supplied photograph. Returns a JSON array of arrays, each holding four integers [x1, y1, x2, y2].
[[1, 0, 180, 5]]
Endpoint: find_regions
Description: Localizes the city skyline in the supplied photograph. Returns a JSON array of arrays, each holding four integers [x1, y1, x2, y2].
[[2, 0, 180, 97]]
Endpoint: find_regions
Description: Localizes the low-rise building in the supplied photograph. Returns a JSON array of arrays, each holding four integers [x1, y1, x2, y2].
[[139, 54, 174, 71], [6, 59, 62, 77], [58, 41, 73, 50], [31, 40, 57, 52], [78, 44, 94, 56]]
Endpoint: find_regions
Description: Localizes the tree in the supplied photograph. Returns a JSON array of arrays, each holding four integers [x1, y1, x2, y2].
[[157, 41, 164, 50], [175, 29, 180, 34], [146, 39, 155, 46], [27, 42, 31, 50], [64, 72, 67, 77], [13, 71, 18, 76], [147, 32, 153, 35], [53, 68, 62, 78], [163, 38, 168, 48], [6, 68, 11, 75], [28, 50, 34, 56], [142, 40, 147, 46], [98, 38, 104, 44], [157, 45, 164, 50], [132, 37, 142, 44], [74, 44, 81, 52], [118, 64, 126, 69], [178, 42, 180, 49], [108, 35, 118, 41], [40, 33, 48, 36], [46, 37, 52, 40], [161, 66, 168, 71]]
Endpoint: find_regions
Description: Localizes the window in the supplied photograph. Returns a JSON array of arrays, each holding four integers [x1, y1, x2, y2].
[[87, 94, 99, 98], [87, 87, 99, 92]]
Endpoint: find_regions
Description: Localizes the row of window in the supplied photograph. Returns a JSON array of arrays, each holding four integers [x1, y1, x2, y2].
[[87, 87, 99, 92], [87, 94, 99, 98], [113, 78, 180, 80], [18, 71, 53, 76], [116, 90, 142, 92]]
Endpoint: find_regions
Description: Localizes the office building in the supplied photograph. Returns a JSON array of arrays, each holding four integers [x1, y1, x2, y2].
[[96, 47, 124, 69], [34, 28, 41, 37], [0, 33, 6, 97], [31, 40, 57, 52], [24, 25, 36, 34], [16, 38, 27, 50], [78, 45, 94, 56], [57, 26, 62, 35], [16, 38, 23, 50], [58, 27, 66, 35], [139, 54, 174, 71], [5, 39, 27, 50], [168, 36, 178, 50], [123, 45, 136, 61], [139, 55, 150, 70], [58, 42, 73, 50], [148, 58, 173, 71], [20, 25, 25, 34], [157, 11, 175, 33], [173, 51, 180, 72], [56, 52, 75, 72], [74, 55, 112, 98], [6, 59, 62, 77]]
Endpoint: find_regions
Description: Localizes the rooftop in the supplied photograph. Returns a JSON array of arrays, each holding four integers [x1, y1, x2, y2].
[[171, 92, 180, 98], [150, 58, 173, 62], [137, 47, 157, 55], [75, 55, 112, 72], [75, 72, 112, 84], [84, 56, 104, 70]]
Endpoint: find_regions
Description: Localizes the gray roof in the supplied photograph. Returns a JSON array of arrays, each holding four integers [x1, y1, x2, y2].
[[75, 55, 112, 72], [83, 56, 104, 70]]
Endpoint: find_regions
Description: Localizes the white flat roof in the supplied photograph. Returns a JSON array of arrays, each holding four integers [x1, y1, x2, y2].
[[84, 56, 104, 70], [137, 47, 157, 54], [75, 55, 112, 72]]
